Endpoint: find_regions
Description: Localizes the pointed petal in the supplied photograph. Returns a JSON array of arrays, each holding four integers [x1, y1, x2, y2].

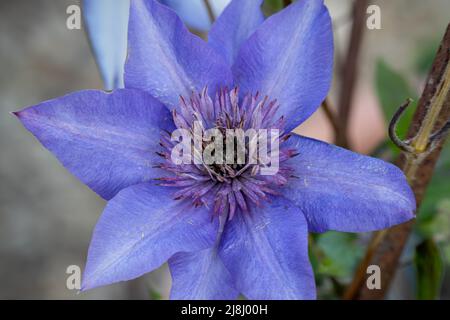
[[125, 0, 232, 108], [14, 89, 174, 200], [161, 0, 210, 31], [161, 0, 230, 32], [284, 134, 416, 233], [82, 183, 218, 290], [169, 249, 238, 300], [83, 0, 130, 90], [209, 0, 264, 65], [220, 198, 316, 300], [232, 0, 333, 131]]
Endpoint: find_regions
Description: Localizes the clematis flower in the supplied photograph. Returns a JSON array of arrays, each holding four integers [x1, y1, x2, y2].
[[161, 0, 230, 31], [82, 0, 230, 90], [14, 0, 415, 299]]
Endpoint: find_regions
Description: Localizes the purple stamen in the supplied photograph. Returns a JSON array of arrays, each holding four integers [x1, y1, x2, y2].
[[158, 87, 298, 218]]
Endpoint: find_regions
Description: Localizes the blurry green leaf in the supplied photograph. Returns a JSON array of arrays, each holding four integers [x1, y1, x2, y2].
[[315, 232, 363, 279], [309, 236, 320, 274], [414, 238, 443, 300], [418, 199, 450, 240], [262, 0, 283, 15], [148, 288, 163, 300], [442, 243, 450, 265], [376, 59, 415, 118], [414, 39, 440, 76], [375, 59, 418, 155], [416, 142, 450, 232]]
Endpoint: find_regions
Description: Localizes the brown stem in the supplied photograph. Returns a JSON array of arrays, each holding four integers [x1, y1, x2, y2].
[[336, 0, 368, 149], [322, 98, 339, 137], [344, 23, 450, 300], [283, 0, 292, 7], [203, 0, 215, 24]]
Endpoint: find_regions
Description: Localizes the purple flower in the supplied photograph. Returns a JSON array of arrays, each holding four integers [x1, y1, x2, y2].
[[14, 0, 415, 299]]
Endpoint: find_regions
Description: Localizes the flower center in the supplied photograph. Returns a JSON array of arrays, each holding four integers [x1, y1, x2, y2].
[[156, 87, 298, 219]]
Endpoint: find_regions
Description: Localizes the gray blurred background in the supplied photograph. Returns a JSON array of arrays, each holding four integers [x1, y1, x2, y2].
[[0, 0, 449, 299]]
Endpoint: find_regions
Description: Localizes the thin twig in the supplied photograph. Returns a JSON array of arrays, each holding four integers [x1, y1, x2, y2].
[[322, 98, 339, 137], [413, 59, 450, 153], [388, 98, 415, 153], [429, 120, 450, 146], [336, 0, 368, 149], [203, 0, 215, 24], [344, 23, 450, 300]]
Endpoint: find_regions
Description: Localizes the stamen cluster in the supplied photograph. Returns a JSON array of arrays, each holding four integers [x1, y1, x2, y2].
[[156, 88, 298, 219]]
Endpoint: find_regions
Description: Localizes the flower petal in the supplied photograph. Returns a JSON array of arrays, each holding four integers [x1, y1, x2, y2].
[[169, 249, 238, 300], [232, 0, 333, 131], [209, 0, 264, 66], [83, 0, 130, 90], [125, 0, 232, 108], [219, 198, 316, 300], [14, 89, 173, 200], [82, 183, 218, 290], [161, 0, 230, 32], [283, 134, 416, 233]]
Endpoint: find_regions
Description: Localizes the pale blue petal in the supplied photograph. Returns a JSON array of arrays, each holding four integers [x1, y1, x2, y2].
[[83, 0, 130, 90], [82, 183, 218, 290], [283, 134, 416, 233], [15, 89, 173, 200], [169, 249, 239, 300], [209, 0, 264, 65], [125, 0, 232, 108], [219, 197, 316, 300], [161, 0, 231, 31], [232, 0, 333, 131]]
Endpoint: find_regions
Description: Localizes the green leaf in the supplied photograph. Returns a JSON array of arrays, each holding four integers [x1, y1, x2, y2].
[[262, 0, 284, 15], [414, 39, 440, 76], [416, 142, 450, 231], [375, 59, 418, 155], [417, 200, 450, 242], [414, 238, 443, 300], [148, 287, 163, 300], [442, 243, 450, 265], [315, 232, 363, 280]]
